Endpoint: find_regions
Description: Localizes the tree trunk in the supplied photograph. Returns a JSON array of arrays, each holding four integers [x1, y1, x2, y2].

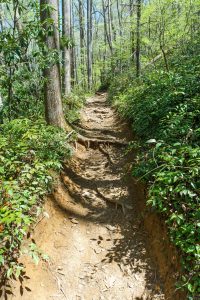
[[130, 0, 135, 63], [78, 0, 86, 88], [87, 0, 93, 90], [108, 0, 113, 47], [136, 0, 141, 77], [40, 0, 67, 129], [71, 1, 79, 86], [62, 0, 71, 95], [102, 0, 112, 53], [116, 0, 122, 37]]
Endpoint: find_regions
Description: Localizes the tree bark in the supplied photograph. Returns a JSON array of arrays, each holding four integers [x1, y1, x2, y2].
[[136, 0, 141, 77], [130, 0, 135, 63], [102, 0, 112, 53], [62, 0, 71, 95], [107, 0, 113, 48], [78, 0, 86, 87], [40, 0, 67, 129], [87, 0, 93, 90]]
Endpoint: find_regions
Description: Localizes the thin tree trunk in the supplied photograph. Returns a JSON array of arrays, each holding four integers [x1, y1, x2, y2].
[[130, 0, 135, 63], [136, 0, 141, 77], [78, 0, 86, 88], [0, 4, 3, 31], [110, 1, 116, 42], [62, 0, 71, 95], [102, 0, 112, 53], [87, 0, 93, 90], [107, 0, 113, 50], [116, 0, 122, 37], [71, 2, 78, 86]]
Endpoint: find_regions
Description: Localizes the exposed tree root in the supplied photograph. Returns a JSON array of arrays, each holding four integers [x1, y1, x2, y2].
[[77, 133, 128, 149], [95, 187, 125, 214], [95, 92, 105, 96], [72, 124, 118, 141], [99, 145, 115, 164], [75, 123, 118, 136], [67, 123, 128, 149]]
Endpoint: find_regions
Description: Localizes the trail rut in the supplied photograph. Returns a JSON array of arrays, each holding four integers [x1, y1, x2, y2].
[[10, 94, 169, 300]]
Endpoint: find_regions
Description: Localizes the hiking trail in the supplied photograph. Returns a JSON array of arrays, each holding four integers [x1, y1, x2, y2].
[[10, 94, 170, 300]]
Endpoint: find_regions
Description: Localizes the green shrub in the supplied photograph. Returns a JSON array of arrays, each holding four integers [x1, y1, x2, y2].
[[109, 46, 200, 298], [0, 119, 72, 286], [63, 93, 85, 124]]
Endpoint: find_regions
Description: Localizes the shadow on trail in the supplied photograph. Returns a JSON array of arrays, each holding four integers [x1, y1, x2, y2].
[[49, 93, 164, 298], [52, 174, 159, 295]]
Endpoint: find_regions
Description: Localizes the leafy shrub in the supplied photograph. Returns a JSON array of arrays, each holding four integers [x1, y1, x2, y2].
[[133, 142, 200, 296], [0, 119, 72, 287], [110, 54, 200, 141], [63, 93, 85, 124], [109, 45, 200, 298]]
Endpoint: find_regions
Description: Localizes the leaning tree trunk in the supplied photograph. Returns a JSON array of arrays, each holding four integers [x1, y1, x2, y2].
[[40, 0, 67, 129], [107, 0, 113, 49], [62, 0, 71, 95]]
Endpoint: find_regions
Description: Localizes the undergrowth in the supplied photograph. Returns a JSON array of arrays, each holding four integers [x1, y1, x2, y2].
[[109, 43, 200, 299], [0, 119, 73, 294], [63, 92, 86, 124]]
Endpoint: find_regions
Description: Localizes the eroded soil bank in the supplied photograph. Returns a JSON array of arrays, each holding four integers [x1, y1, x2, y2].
[[9, 94, 183, 300]]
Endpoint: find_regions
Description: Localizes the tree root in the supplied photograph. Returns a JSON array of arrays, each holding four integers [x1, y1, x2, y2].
[[99, 145, 115, 164], [95, 187, 126, 214], [72, 124, 119, 141], [77, 133, 128, 149]]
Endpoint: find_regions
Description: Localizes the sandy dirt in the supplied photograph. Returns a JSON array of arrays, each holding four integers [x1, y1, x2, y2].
[[9, 94, 167, 300]]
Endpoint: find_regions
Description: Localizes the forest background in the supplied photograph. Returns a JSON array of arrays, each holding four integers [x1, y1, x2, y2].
[[0, 0, 199, 298]]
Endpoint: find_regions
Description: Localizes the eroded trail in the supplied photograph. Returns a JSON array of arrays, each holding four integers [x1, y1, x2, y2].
[[11, 94, 165, 300]]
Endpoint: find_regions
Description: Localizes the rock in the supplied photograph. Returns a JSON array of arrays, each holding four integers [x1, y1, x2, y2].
[[104, 275, 116, 288], [105, 225, 116, 231], [69, 217, 79, 224]]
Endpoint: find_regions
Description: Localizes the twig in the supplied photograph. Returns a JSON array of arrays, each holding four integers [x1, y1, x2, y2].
[[33, 215, 45, 230], [66, 130, 75, 139], [136, 165, 166, 181]]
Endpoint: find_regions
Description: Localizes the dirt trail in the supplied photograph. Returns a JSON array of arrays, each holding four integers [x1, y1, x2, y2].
[[10, 94, 167, 300]]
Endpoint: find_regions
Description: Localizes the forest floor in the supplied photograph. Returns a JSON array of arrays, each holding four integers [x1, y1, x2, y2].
[[10, 94, 168, 300]]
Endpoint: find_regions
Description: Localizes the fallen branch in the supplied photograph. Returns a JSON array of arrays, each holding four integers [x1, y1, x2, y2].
[[66, 130, 75, 139]]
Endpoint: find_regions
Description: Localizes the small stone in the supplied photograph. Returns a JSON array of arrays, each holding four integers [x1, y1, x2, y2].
[[43, 211, 50, 218], [69, 217, 79, 224]]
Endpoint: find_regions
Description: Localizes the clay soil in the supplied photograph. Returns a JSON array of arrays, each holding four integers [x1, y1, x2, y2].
[[9, 94, 183, 300]]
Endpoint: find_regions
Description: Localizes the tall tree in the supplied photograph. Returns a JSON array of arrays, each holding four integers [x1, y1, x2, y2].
[[78, 0, 86, 87], [87, 0, 93, 90], [130, 0, 135, 63], [102, 0, 113, 53], [136, 0, 141, 77], [62, 0, 71, 95], [40, 0, 67, 129], [107, 0, 113, 49]]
